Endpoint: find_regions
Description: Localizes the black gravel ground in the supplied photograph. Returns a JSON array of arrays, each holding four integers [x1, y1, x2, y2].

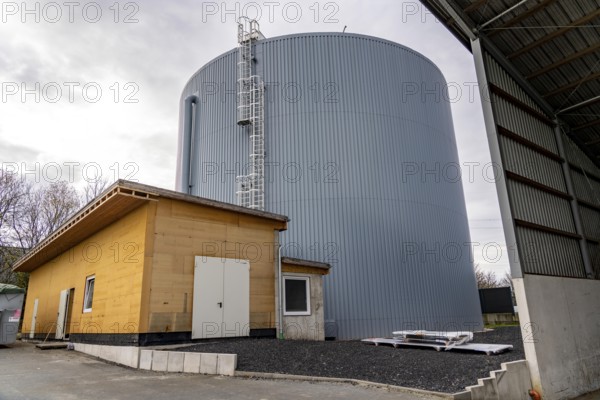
[[177, 326, 524, 393]]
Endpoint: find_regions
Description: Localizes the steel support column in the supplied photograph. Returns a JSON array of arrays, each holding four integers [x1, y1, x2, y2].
[[471, 38, 523, 279]]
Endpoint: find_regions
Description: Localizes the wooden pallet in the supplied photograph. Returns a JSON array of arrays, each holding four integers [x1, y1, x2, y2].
[[362, 338, 513, 355]]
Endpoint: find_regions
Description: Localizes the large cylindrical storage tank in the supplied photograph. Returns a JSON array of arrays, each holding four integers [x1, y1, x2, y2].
[[177, 32, 483, 339]]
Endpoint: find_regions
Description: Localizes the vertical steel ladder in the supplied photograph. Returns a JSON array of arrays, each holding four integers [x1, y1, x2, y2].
[[236, 17, 265, 211]]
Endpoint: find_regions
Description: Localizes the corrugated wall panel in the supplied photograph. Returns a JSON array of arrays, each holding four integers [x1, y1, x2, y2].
[[516, 226, 586, 278], [482, 49, 593, 279], [484, 53, 546, 114], [492, 95, 558, 153], [580, 206, 600, 240], [499, 135, 567, 192], [177, 33, 483, 338], [562, 132, 600, 177], [572, 170, 600, 204], [507, 179, 575, 233], [587, 242, 600, 279]]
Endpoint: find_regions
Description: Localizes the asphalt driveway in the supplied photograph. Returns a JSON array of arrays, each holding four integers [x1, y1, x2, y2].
[[0, 342, 442, 400]]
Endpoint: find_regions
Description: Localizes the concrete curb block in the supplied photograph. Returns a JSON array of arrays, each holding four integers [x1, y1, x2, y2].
[[151, 351, 168, 372], [73, 344, 236, 376], [73, 345, 529, 398], [234, 371, 455, 399], [183, 352, 201, 373], [200, 353, 218, 375], [167, 352, 185, 373], [73, 343, 140, 369]]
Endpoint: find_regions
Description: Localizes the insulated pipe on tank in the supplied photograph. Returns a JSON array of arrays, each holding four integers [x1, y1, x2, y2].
[[277, 241, 284, 340], [182, 95, 198, 194]]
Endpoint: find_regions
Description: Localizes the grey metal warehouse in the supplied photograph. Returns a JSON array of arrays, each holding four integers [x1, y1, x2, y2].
[[419, 1, 600, 399]]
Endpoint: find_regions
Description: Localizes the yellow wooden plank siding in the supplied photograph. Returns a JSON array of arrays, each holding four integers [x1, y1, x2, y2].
[[21, 204, 150, 336], [145, 199, 283, 333]]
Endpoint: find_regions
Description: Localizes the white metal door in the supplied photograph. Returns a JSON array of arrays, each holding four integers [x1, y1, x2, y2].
[[192, 257, 224, 339], [55, 289, 69, 339], [29, 298, 39, 339], [223, 259, 250, 337], [192, 256, 250, 339]]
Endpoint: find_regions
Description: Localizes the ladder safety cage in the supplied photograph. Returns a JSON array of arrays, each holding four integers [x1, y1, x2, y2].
[[236, 17, 261, 126], [235, 17, 266, 211]]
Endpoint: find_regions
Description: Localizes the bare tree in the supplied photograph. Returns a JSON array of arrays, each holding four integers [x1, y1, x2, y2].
[[1, 171, 81, 286], [0, 170, 29, 286], [474, 264, 501, 289], [0, 169, 27, 242], [0, 246, 25, 287], [498, 272, 513, 290], [11, 181, 80, 251], [41, 181, 80, 234], [82, 178, 109, 203], [11, 186, 44, 250]]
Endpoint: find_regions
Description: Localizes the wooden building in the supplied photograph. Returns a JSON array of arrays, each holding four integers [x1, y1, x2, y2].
[[13, 180, 330, 345]]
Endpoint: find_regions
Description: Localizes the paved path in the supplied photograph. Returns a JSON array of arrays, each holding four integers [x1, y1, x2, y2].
[[0, 342, 441, 400]]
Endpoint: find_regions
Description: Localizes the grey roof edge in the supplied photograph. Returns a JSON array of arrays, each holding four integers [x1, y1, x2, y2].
[[181, 31, 447, 98], [419, 0, 472, 50], [281, 256, 332, 271], [114, 180, 289, 224]]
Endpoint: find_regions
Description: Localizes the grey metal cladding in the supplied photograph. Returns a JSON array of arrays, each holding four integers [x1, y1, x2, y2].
[[177, 32, 483, 338], [516, 226, 586, 278], [580, 206, 600, 240], [588, 242, 600, 279], [563, 134, 600, 176], [507, 179, 575, 233], [482, 48, 594, 279], [499, 135, 566, 192], [572, 170, 600, 204], [492, 95, 558, 153], [483, 52, 546, 114]]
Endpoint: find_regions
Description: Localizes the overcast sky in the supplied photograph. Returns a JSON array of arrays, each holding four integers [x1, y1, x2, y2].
[[0, 0, 510, 276]]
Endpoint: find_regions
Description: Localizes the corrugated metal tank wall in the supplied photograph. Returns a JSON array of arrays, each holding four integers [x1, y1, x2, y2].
[[176, 33, 483, 338]]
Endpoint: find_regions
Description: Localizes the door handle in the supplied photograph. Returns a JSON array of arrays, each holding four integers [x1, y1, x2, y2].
[[217, 302, 223, 308]]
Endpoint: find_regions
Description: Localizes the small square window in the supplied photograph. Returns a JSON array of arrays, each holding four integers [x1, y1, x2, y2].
[[83, 275, 95, 313], [284, 276, 310, 316]]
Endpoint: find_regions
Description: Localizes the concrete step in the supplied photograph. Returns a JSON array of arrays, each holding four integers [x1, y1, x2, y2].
[[463, 360, 532, 400]]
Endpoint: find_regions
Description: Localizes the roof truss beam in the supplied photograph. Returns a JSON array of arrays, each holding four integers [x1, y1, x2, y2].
[[585, 136, 600, 146], [557, 94, 600, 114], [464, 0, 490, 14], [433, 0, 478, 41], [573, 118, 600, 132], [526, 42, 600, 79], [479, 0, 529, 30], [487, 0, 558, 36], [507, 10, 600, 59], [542, 71, 600, 98]]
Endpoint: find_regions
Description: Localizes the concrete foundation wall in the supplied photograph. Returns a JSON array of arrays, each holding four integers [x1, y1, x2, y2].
[[516, 275, 600, 399]]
